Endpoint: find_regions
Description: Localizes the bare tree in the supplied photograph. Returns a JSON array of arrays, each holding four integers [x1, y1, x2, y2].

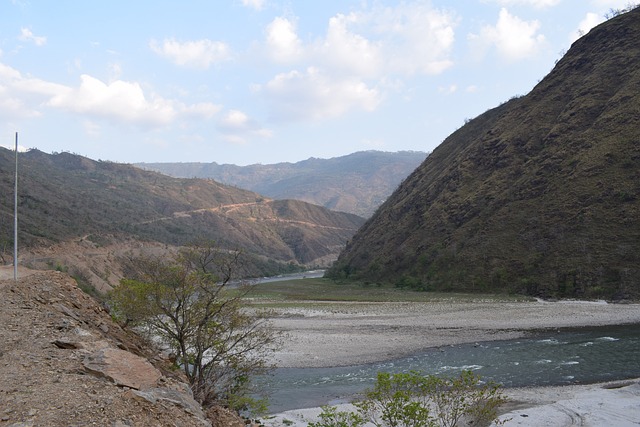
[[110, 243, 280, 413]]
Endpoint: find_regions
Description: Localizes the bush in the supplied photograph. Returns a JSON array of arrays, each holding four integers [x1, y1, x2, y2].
[[308, 406, 366, 427], [310, 371, 508, 427], [109, 243, 281, 413]]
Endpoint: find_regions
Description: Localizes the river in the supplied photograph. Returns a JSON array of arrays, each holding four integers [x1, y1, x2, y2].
[[261, 323, 640, 413]]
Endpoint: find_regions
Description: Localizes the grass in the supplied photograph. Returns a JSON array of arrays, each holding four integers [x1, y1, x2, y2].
[[244, 277, 535, 305]]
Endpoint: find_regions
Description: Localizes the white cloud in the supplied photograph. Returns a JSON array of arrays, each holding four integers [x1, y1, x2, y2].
[[18, 27, 47, 46], [0, 85, 41, 119], [48, 75, 177, 127], [319, 13, 382, 77], [571, 12, 604, 42], [366, 3, 456, 75], [257, 3, 454, 123], [217, 109, 272, 143], [1, 62, 221, 128], [470, 8, 546, 61], [263, 4, 456, 78], [181, 102, 222, 119], [489, 0, 561, 7], [265, 17, 303, 63], [0, 142, 28, 152], [219, 109, 250, 130], [150, 38, 231, 69], [0, 63, 64, 118], [438, 84, 458, 94], [241, 0, 265, 10], [262, 67, 381, 121], [317, 4, 456, 77]]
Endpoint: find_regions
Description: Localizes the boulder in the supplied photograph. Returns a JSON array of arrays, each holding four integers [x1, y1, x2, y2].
[[83, 347, 161, 390]]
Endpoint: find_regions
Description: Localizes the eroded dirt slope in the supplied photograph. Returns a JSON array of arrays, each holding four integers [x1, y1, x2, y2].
[[0, 268, 229, 427]]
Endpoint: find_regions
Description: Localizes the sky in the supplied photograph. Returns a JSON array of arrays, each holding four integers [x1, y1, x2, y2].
[[0, 0, 634, 165]]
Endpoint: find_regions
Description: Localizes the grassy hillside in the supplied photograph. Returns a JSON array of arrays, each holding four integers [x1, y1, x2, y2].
[[0, 149, 364, 270], [327, 7, 640, 300], [137, 150, 426, 217]]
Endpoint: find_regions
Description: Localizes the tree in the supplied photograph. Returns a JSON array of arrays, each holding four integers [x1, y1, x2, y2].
[[312, 371, 507, 427], [308, 405, 366, 427], [109, 243, 280, 413], [356, 372, 437, 427]]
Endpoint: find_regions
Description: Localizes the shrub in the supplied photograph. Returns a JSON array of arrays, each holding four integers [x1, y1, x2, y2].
[[309, 371, 508, 427], [109, 243, 281, 413]]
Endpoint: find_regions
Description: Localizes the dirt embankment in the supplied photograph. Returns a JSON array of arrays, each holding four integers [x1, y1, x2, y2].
[[0, 268, 244, 427], [14, 237, 172, 293]]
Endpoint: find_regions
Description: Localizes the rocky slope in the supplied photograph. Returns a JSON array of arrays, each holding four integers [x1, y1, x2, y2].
[[327, 7, 640, 299], [0, 268, 247, 426]]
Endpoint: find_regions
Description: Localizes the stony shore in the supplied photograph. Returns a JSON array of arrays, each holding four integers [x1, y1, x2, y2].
[[265, 299, 640, 426], [268, 299, 640, 368]]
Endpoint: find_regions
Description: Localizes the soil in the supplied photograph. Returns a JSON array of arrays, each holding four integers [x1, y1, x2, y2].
[[0, 267, 244, 427]]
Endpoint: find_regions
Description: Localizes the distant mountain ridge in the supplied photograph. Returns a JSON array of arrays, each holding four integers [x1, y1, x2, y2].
[[136, 150, 427, 218], [0, 148, 364, 290], [327, 7, 640, 299]]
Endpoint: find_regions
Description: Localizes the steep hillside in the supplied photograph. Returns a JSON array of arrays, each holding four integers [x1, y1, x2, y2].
[[327, 7, 640, 299], [137, 151, 426, 217], [0, 149, 364, 289], [0, 269, 225, 426]]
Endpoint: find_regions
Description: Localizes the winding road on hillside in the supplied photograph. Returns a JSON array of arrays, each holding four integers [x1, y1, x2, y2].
[[134, 201, 356, 230]]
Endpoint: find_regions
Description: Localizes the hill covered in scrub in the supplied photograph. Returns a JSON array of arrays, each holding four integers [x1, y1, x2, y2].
[[137, 150, 427, 218], [327, 7, 640, 300], [0, 149, 364, 291]]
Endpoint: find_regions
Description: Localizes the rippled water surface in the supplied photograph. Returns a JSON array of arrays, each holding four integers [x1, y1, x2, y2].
[[262, 324, 640, 413]]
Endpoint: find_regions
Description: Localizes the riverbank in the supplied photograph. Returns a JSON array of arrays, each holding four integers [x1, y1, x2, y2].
[[268, 299, 640, 368], [264, 299, 640, 425], [264, 379, 640, 426]]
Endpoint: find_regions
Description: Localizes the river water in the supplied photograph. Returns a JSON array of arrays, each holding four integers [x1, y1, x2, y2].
[[262, 324, 640, 413]]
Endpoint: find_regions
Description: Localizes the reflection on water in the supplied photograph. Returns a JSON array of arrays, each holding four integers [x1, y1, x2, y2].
[[261, 324, 640, 413]]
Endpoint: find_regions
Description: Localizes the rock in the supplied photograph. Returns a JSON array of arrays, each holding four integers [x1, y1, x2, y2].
[[55, 319, 71, 330], [129, 387, 208, 423], [52, 339, 80, 349], [83, 347, 161, 390], [53, 303, 80, 321], [206, 406, 245, 427]]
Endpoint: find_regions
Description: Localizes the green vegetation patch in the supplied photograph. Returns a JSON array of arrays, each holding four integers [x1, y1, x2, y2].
[[246, 278, 535, 304]]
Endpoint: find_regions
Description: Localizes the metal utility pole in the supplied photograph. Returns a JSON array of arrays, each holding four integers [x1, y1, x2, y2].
[[13, 132, 18, 281]]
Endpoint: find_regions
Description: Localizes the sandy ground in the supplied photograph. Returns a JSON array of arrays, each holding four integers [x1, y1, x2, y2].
[[0, 265, 35, 281], [265, 299, 640, 426], [268, 299, 640, 368]]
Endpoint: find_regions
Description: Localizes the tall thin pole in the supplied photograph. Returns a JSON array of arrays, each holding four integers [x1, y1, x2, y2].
[[13, 132, 18, 281]]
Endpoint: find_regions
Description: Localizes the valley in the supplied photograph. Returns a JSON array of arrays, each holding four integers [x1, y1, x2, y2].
[[0, 5, 639, 427]]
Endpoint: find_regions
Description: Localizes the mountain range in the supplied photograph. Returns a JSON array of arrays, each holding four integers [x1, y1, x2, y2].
[[136, 150, 426, 218], [327, 7, 640, 300], [0, 148, 364, 291]]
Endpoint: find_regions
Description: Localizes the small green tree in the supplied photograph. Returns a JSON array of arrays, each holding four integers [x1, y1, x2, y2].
[[312, 371, 507, 427], [429, 370, 506, 427], [109, 243, 280, 413], [308, 405, 367, 427], [356, 372, 437, 427]]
